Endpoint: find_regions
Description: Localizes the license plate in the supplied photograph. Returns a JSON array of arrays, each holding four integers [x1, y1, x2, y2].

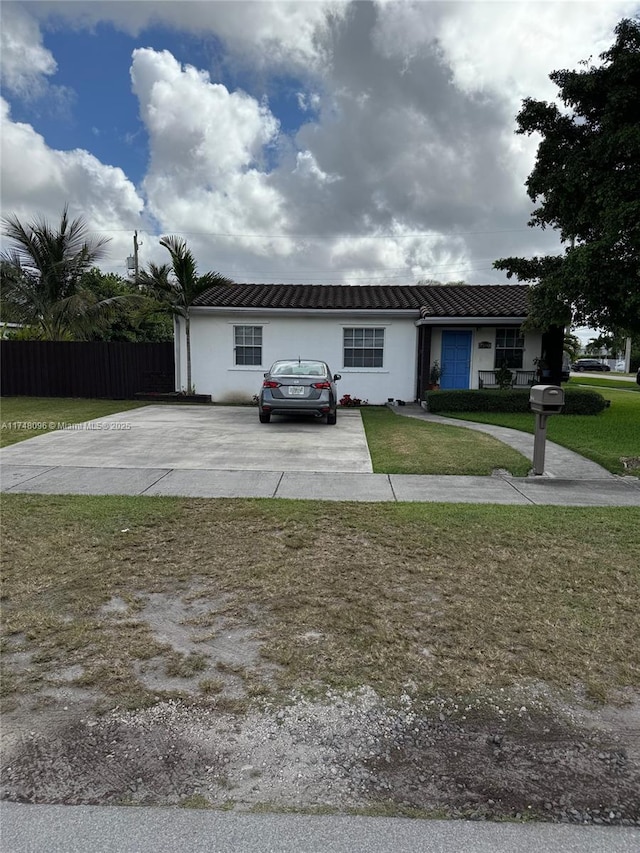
[[288, 386, 306, 396]]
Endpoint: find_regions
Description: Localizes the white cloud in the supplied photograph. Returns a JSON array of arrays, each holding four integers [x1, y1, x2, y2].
[[437, 1, 637, 104], [0, 98, 145, 273], [132, 49, 279, 178], [0, 3, 57, 97], [130, 47, 293, 263], [374, 1, 637, 103], [32, 0, 346, 73]]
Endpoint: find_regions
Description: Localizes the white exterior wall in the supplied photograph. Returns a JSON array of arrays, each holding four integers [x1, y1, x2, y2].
[[180, 311, 419, 404]]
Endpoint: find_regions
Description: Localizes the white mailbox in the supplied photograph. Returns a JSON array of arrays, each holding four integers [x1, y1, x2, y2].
[[529, 385, 565, 414]]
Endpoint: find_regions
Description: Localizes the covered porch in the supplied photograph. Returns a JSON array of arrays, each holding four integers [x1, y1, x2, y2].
[[416, 321, 564, 399]]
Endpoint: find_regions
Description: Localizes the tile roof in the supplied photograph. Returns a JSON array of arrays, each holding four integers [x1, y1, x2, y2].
[[192, 283, 529, 317], [418, 285, 529, 318]]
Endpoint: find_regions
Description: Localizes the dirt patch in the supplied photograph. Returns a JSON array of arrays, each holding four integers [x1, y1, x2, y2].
[[362, 691, 640, 824], [2, 686, 639, 824], [119, 592, 278, 699]]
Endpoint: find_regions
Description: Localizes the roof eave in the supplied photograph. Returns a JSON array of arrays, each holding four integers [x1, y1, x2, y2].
[[416, 315, 529, 326], [190, 306, 420, 317]]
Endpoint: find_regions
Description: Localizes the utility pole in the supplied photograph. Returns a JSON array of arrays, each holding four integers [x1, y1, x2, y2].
[[127, 231, 142, 284], [133, 231, 140, 284]]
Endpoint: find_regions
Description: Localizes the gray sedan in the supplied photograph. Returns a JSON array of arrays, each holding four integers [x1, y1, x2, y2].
[[258, 359, 341, 424]]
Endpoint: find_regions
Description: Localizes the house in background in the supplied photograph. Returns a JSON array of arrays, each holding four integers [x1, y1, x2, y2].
[[177, 284, 563, 404]]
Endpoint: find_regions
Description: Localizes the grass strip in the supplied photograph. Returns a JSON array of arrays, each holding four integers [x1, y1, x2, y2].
[[2, 495, 638, 710]]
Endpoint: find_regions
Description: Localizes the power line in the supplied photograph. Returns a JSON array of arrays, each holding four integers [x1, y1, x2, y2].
[[229, 268, 501, 283], [90, 227, 532, 239], [232, 260, 501, 276]]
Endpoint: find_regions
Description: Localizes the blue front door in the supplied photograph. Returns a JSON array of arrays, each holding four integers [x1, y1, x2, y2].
[[440, 331, 471, 389]]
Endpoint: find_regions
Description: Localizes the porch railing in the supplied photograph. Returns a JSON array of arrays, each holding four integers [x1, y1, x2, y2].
[[478, 370, 536, 389]]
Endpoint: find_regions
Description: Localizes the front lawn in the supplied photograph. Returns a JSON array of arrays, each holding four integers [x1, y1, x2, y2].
[[360, 406, 530, 476], [2, 495, 639, 710], [442, 386, 639, 476]]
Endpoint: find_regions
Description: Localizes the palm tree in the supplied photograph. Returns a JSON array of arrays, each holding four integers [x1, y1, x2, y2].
[[0, 206, 114, 340], [138, 236, 233, 393]]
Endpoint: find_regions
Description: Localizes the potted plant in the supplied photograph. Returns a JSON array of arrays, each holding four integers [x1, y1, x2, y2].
[[427, 360, 441, 390], [495, 363, 514, 390]]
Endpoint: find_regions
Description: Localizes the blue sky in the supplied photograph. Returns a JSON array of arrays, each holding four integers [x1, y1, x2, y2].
[[5, 21, 310, 188], [0, 0, 636, 334], [9, 24, 151, 184]]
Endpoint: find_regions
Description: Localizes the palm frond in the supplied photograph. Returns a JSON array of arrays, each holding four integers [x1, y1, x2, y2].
[[191, 271, 234, 302], [1, 205, 113, 339], [138, 263, 186, 316], [159, 235, 199, 300]]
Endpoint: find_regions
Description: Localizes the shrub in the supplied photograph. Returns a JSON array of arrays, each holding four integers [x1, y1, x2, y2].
[[426, 388, 606, 415], [562, 388, 607, 414], [426, 390, 529, 413], [339, 393, 369, 407]]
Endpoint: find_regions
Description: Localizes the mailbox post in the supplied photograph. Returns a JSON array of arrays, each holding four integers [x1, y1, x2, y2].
[[529, 385, 565, 475]]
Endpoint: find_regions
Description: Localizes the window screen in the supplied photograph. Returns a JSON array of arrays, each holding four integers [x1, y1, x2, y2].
[[495, 327, 524, 369], [343, 328, 384, 368], [234, 326, 262, 365]]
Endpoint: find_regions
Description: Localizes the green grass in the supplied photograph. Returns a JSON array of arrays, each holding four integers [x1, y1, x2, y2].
[[443, 386, 640, 476], [2, 495, 639, 710], [0, 397, 150, 448], [567, 376, 639, 392], [360, 406, 531, 476]]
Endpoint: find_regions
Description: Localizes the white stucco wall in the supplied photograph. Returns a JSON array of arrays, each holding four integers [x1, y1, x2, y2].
[[179, 311, 419, 404]]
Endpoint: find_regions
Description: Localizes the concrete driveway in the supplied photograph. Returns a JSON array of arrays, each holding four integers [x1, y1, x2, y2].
[[0, 406, 373, 474]]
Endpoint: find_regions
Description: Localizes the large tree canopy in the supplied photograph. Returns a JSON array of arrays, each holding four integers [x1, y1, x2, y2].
[[80, 268, 173, 342], [495, 18, 640, 334]]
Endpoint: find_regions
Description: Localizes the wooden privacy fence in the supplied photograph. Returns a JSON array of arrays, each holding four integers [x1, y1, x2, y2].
[[0, 341, 175, 399]]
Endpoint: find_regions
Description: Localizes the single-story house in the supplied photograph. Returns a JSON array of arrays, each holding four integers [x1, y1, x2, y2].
[[177, 284, 564, 404]]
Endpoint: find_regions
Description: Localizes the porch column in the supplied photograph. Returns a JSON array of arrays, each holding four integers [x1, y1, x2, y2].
[[541, 325, 565, 386], [416, 324, 432, 401]]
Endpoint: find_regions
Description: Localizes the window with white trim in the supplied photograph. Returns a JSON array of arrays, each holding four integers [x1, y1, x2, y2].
[[234, 325, 262, 365], [495, 327, 524, 369], [343, 327, 384, 368]]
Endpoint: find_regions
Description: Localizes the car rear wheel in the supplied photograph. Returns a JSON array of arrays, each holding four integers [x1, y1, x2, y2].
[[259, 411, 271, 424], [326, 411, 337, 425]]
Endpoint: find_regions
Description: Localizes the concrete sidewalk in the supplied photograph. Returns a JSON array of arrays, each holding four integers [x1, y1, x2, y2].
[[2, 462, 639, 505], [1, 404, 638, 505]]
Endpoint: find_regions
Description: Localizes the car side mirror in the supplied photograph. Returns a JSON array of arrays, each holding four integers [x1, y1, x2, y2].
[[264, 372, 268, 377], [333, 374, 341, 381]]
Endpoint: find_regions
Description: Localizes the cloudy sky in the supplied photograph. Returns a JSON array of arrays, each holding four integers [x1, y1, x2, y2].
[[1, 0, 637, 312]]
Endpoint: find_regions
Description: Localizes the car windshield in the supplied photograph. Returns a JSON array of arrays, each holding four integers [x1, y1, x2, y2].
[[270, 361, 328, 377]]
